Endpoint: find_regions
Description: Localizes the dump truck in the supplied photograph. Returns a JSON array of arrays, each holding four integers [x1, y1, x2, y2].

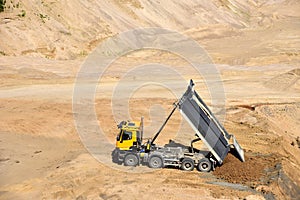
[[112, 80, 245, 172]]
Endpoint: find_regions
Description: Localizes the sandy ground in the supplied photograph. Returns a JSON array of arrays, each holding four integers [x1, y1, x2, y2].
[[0, 55, 299, 199], [1, 0, 300, 199]]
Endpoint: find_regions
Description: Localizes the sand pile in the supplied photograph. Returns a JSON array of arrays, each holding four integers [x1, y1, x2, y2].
[[213, 153, 279, 185]]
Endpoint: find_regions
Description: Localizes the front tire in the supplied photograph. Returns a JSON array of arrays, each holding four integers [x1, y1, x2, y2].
[[124, 154, 138, 166], [181, 157, 195, 171], [112, 149, 120, 164], [197, 158, 212, 172], [148, 156, 163, 168]]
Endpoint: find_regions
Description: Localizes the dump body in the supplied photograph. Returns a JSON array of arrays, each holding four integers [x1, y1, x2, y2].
[[178, 80, 244, 164]]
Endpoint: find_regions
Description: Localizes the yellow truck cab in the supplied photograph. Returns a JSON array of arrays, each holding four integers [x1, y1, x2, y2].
[[116, 121, 142, 150]]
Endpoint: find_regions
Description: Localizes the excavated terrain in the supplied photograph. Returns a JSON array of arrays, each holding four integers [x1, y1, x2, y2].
[[1, 0, 300, 199]]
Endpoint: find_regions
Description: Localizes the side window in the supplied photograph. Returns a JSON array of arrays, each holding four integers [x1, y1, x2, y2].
[[122, 131, 132, 140]]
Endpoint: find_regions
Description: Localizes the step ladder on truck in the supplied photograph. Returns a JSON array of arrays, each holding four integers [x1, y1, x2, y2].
[[112, 80, 245, 172]]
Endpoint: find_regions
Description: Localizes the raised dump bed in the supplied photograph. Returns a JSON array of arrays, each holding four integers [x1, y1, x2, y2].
[[178, 80, 245, 164]]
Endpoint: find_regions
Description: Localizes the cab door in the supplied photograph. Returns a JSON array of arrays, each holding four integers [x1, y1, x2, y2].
[[117, 130, 134, 150]]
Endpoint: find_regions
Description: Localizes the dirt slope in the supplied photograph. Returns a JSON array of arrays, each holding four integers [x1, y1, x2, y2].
[[1, 0, 299, 64]]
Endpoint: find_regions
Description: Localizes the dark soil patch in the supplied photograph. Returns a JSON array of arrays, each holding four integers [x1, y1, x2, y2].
[[213, 152, 279, 186]]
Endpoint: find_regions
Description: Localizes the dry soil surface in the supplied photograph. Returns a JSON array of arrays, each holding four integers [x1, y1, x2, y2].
[[1, 0, 300, 200]]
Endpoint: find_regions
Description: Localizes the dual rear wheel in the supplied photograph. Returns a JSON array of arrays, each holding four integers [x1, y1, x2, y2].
[[181, 157, 212, 172], [181, 158, 194, 171], [197, 158, 212, 172]]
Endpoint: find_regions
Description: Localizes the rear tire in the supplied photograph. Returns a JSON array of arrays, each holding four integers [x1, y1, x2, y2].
[[124, 154, 138, 167], [181, 157, 194, 171], [197, 158, 212, 172], [148, 156, 163, 168]]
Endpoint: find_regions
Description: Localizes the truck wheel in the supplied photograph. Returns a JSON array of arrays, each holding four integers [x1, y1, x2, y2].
[[197, 158, 212, 172], [112, 149, 120, 164], [124, 154, 138, 166], [181, 158, 194, 171], [148, 156, 163, 168]]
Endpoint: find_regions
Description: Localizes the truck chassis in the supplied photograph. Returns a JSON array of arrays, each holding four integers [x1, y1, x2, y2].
[[112, 138, 216, 172]]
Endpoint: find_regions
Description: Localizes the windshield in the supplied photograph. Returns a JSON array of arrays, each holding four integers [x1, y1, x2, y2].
[[122, 131, 132, 140], [117, 130, 132, 141]]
